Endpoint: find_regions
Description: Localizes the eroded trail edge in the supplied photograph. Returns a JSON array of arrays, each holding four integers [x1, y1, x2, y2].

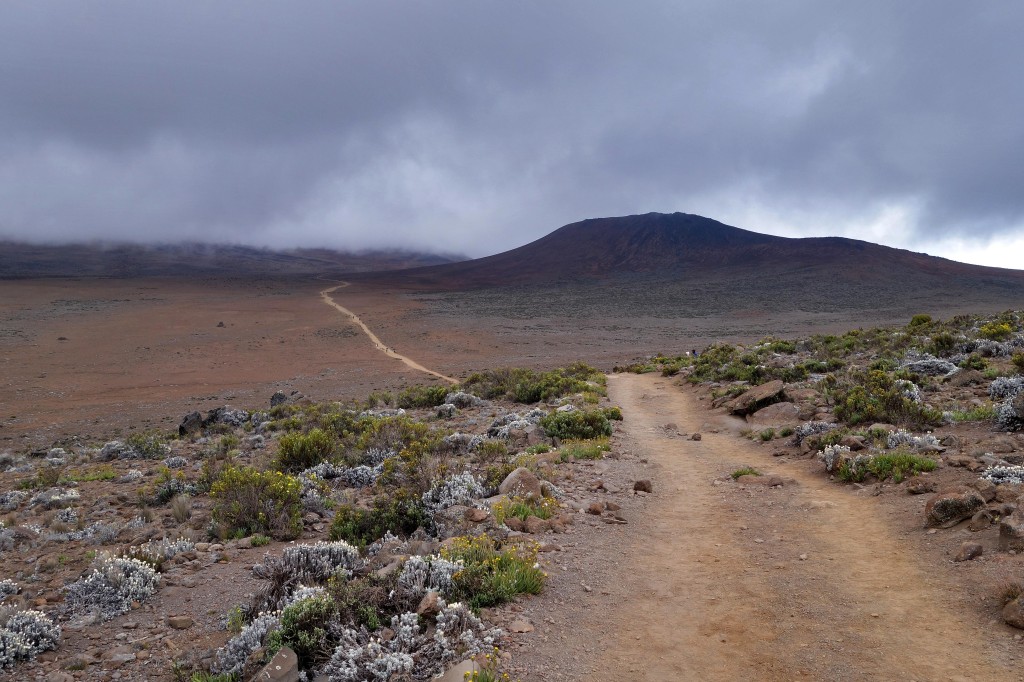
[[592, 373, 1011, 681], [319, 282, 456, 384]]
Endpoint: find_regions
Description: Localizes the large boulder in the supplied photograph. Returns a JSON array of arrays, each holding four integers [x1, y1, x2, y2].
[[729, 380, 785, 416], [498, 467, 543, 500], [925, 490, 985, 528], [178, 411, 203, 436], [747, 402, 801, 426]]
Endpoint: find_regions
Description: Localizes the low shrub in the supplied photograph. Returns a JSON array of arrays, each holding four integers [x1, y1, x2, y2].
[[125, 431, 168, 458], [731, 467, 760, 479], [395, 385, 449, 409], [539, 410, 612, 440], [602, 406, 624, 421], [909, 314, 933, 327], [64, 555, 160, 620], [492, 496, 558, 524], [328, 491, 430, 547], [1013, 353, 1024, 375], [210, 466, 303, 540], [461, 362, 604, 403], [832, 370, 943, 429], [275, 429, 337, 473], [980, 321, 1014, 341], [266, 594, 336, 669], [559, 437, 610, 460], [440, 535, 546, 610], [837, 451, 937, 483], [758, 428, 775, 442]]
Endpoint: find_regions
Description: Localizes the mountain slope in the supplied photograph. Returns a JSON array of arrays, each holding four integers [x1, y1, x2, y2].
[[0, 242, 459, 278], [360, 212, 1024, 291]]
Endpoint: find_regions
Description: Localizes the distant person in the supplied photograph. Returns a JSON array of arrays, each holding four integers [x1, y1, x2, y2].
[[692, 349, 698, 357]]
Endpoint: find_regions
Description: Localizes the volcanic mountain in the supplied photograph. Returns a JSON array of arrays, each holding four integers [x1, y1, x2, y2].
[[361, 212, 1024, 292]]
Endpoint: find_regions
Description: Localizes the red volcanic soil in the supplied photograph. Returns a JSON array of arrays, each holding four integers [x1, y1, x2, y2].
[[0, 278, 453, 450]]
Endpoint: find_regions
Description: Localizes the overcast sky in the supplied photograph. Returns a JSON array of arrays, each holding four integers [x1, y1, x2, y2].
[[1, 2, 1022, 267]]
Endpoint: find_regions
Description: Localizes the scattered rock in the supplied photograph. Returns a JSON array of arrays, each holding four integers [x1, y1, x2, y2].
[[925, 490, 985, 528], [974, 478, 998, 502], [968, 509, 998, 532], [747, 401, 801, 425], [509, 619, 534, 633], [586, 502, 604, 515], [954, 542, 983, 562], [633, 480, 653, 493], [691, 433, 702, 441], [498, 467, 543, 500], [416, 591, 443, 618], [178, 411, 204, 437], [906, 480, 937, 495], [434, 660, 479, 682], [167, 615, 193, 630], [729, 380, 785, 416], [270, 391, 288, 407], [253, 646, 300, 682], [464, 508, 488, 523], [1000, 511, 1024, 552]]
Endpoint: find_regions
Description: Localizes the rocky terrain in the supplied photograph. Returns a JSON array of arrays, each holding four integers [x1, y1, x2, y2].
[[4, 309, 1024, 680]]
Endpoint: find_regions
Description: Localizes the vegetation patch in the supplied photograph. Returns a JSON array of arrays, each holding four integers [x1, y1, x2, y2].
[[210, 466, 303, 540], [460, 362, 605, 403], [539, 410, 612, 440]]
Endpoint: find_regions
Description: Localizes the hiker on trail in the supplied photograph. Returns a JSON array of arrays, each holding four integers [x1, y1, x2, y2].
[[692, 349, 698, 357]]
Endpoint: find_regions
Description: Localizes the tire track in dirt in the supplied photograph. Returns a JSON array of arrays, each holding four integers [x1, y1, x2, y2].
[[595, 373, 1015, 681], [318, 281, 457, 384]]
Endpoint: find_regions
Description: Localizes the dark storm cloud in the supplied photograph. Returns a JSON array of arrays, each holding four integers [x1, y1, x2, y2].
[[0, 1, 1022, 262]]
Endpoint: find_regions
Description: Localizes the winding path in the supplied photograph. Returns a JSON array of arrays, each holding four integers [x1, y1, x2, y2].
[[318, 281, 457, 384]]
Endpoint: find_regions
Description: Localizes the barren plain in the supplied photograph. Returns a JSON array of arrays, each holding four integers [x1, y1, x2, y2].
[[3, 269, 1024, 682]]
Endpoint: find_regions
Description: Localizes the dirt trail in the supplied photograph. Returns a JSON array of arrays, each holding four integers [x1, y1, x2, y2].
[[593, 373, 1014, 681], [319, 282, 457, 384]]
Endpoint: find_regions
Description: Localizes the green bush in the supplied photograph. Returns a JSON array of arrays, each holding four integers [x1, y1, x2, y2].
[[929, 332, 957, 357], [837, 451, 936, 483], [980, 321, 1014, 341], [275, 428, 337, 473], [395, 384, 449, 409], [441, 535, 546, 610], [328, 490, 430, 547], [126, 431, 167, 457], [731, 467, 760, 479], [558, 437, 610, 460], [461, 362, 604, 403], [909, 314, 932, 327], [1013, 353, 1024, 375], [210, 466, 303, 540], [832, 370, 942, 429], [266, 594, 336, 669], [959, 354, 987, 371], [602, 406, 624, 421], [539, 410, 612, 440], [492, 495, 558, 524]]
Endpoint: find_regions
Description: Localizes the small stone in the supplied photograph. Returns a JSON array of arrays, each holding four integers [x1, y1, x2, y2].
[[798, 553, 808, 561], [509, 619, 534, 633], [633, 480, 653, 493], [167, 616, 193, 630], [464, 508, 488, 523], [586, 502, 604, 515], [691, 433, 702, 441], [954, 542, 983, 562], [416, 591, 443, 618]]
